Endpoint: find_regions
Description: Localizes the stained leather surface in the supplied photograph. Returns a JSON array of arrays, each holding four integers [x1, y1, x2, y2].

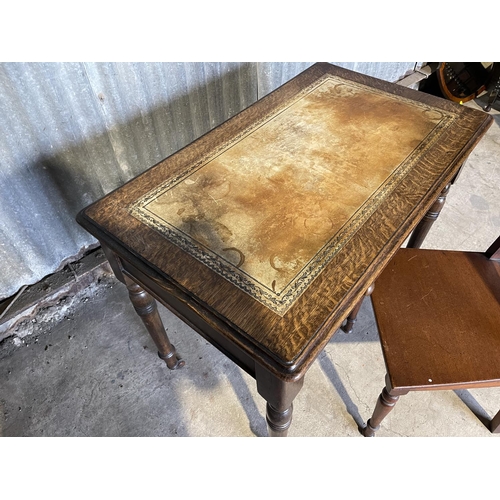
[[132, 75, 452, 314]]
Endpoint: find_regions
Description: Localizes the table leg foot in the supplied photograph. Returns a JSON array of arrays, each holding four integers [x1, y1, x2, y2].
[[125, 276, 185, 370], [266, 403, 293, 437], [158, 347, 185, 370]]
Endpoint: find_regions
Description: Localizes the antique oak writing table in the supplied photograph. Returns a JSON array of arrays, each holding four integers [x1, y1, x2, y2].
[[77, 63, 492, 436]]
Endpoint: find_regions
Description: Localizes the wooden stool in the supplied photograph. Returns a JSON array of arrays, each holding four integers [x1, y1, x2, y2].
[[362, 237, 500, 436]]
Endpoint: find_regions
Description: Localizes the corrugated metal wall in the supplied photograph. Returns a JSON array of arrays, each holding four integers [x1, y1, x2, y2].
[[257, 62, 418, 97], [0, 62, 417, 300]]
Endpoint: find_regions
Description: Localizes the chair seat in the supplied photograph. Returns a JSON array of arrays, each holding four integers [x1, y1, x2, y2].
[[371, 248, 500, 391]]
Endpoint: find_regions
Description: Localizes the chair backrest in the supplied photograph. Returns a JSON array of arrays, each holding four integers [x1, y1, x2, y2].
[[486, 235, 500, 261]]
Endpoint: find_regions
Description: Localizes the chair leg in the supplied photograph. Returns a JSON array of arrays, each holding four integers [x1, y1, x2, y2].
[[490, 409, 500, 433], [342, 284, 375, 334], [362, 376, 405, 437]]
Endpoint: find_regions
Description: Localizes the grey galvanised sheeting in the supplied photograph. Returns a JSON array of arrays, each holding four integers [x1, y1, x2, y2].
[[0, 62, 416, 300], [0, 62, 257, 300], [257, 62, 418, 97]]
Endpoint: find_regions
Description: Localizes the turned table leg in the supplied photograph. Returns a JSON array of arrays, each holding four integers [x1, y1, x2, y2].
[[362, 375, 408, 437], [342, 284, 375, 334], [407, 183, 451, 249], [124, 275, 185, 370], [266, 403, 294, 437], [256, 364, 304, 437]]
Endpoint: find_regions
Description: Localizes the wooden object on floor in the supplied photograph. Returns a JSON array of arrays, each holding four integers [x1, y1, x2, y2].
[[437, 62, 491, 103], [76, 62, 492, 436], [363, 239, 500, 437]]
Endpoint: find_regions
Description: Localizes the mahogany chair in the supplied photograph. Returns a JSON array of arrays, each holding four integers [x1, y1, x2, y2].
[[362, 235, 500, 436]]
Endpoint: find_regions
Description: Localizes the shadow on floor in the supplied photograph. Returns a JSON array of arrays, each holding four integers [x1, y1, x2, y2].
[[454, 389, 494, 430], [318, 351, 365, 431]]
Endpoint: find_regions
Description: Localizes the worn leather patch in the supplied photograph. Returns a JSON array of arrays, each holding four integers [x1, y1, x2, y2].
[[131, 75, 457, 314]]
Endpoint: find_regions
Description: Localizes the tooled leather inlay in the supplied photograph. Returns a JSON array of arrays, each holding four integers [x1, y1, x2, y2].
[[130, 75, 457, 315]]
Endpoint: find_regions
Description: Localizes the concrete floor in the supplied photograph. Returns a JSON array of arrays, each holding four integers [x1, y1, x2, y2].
[[1, 99, 499, 438]]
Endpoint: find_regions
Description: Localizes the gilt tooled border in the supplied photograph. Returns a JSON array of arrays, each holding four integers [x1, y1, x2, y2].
[[129, 75, 458, 315]]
